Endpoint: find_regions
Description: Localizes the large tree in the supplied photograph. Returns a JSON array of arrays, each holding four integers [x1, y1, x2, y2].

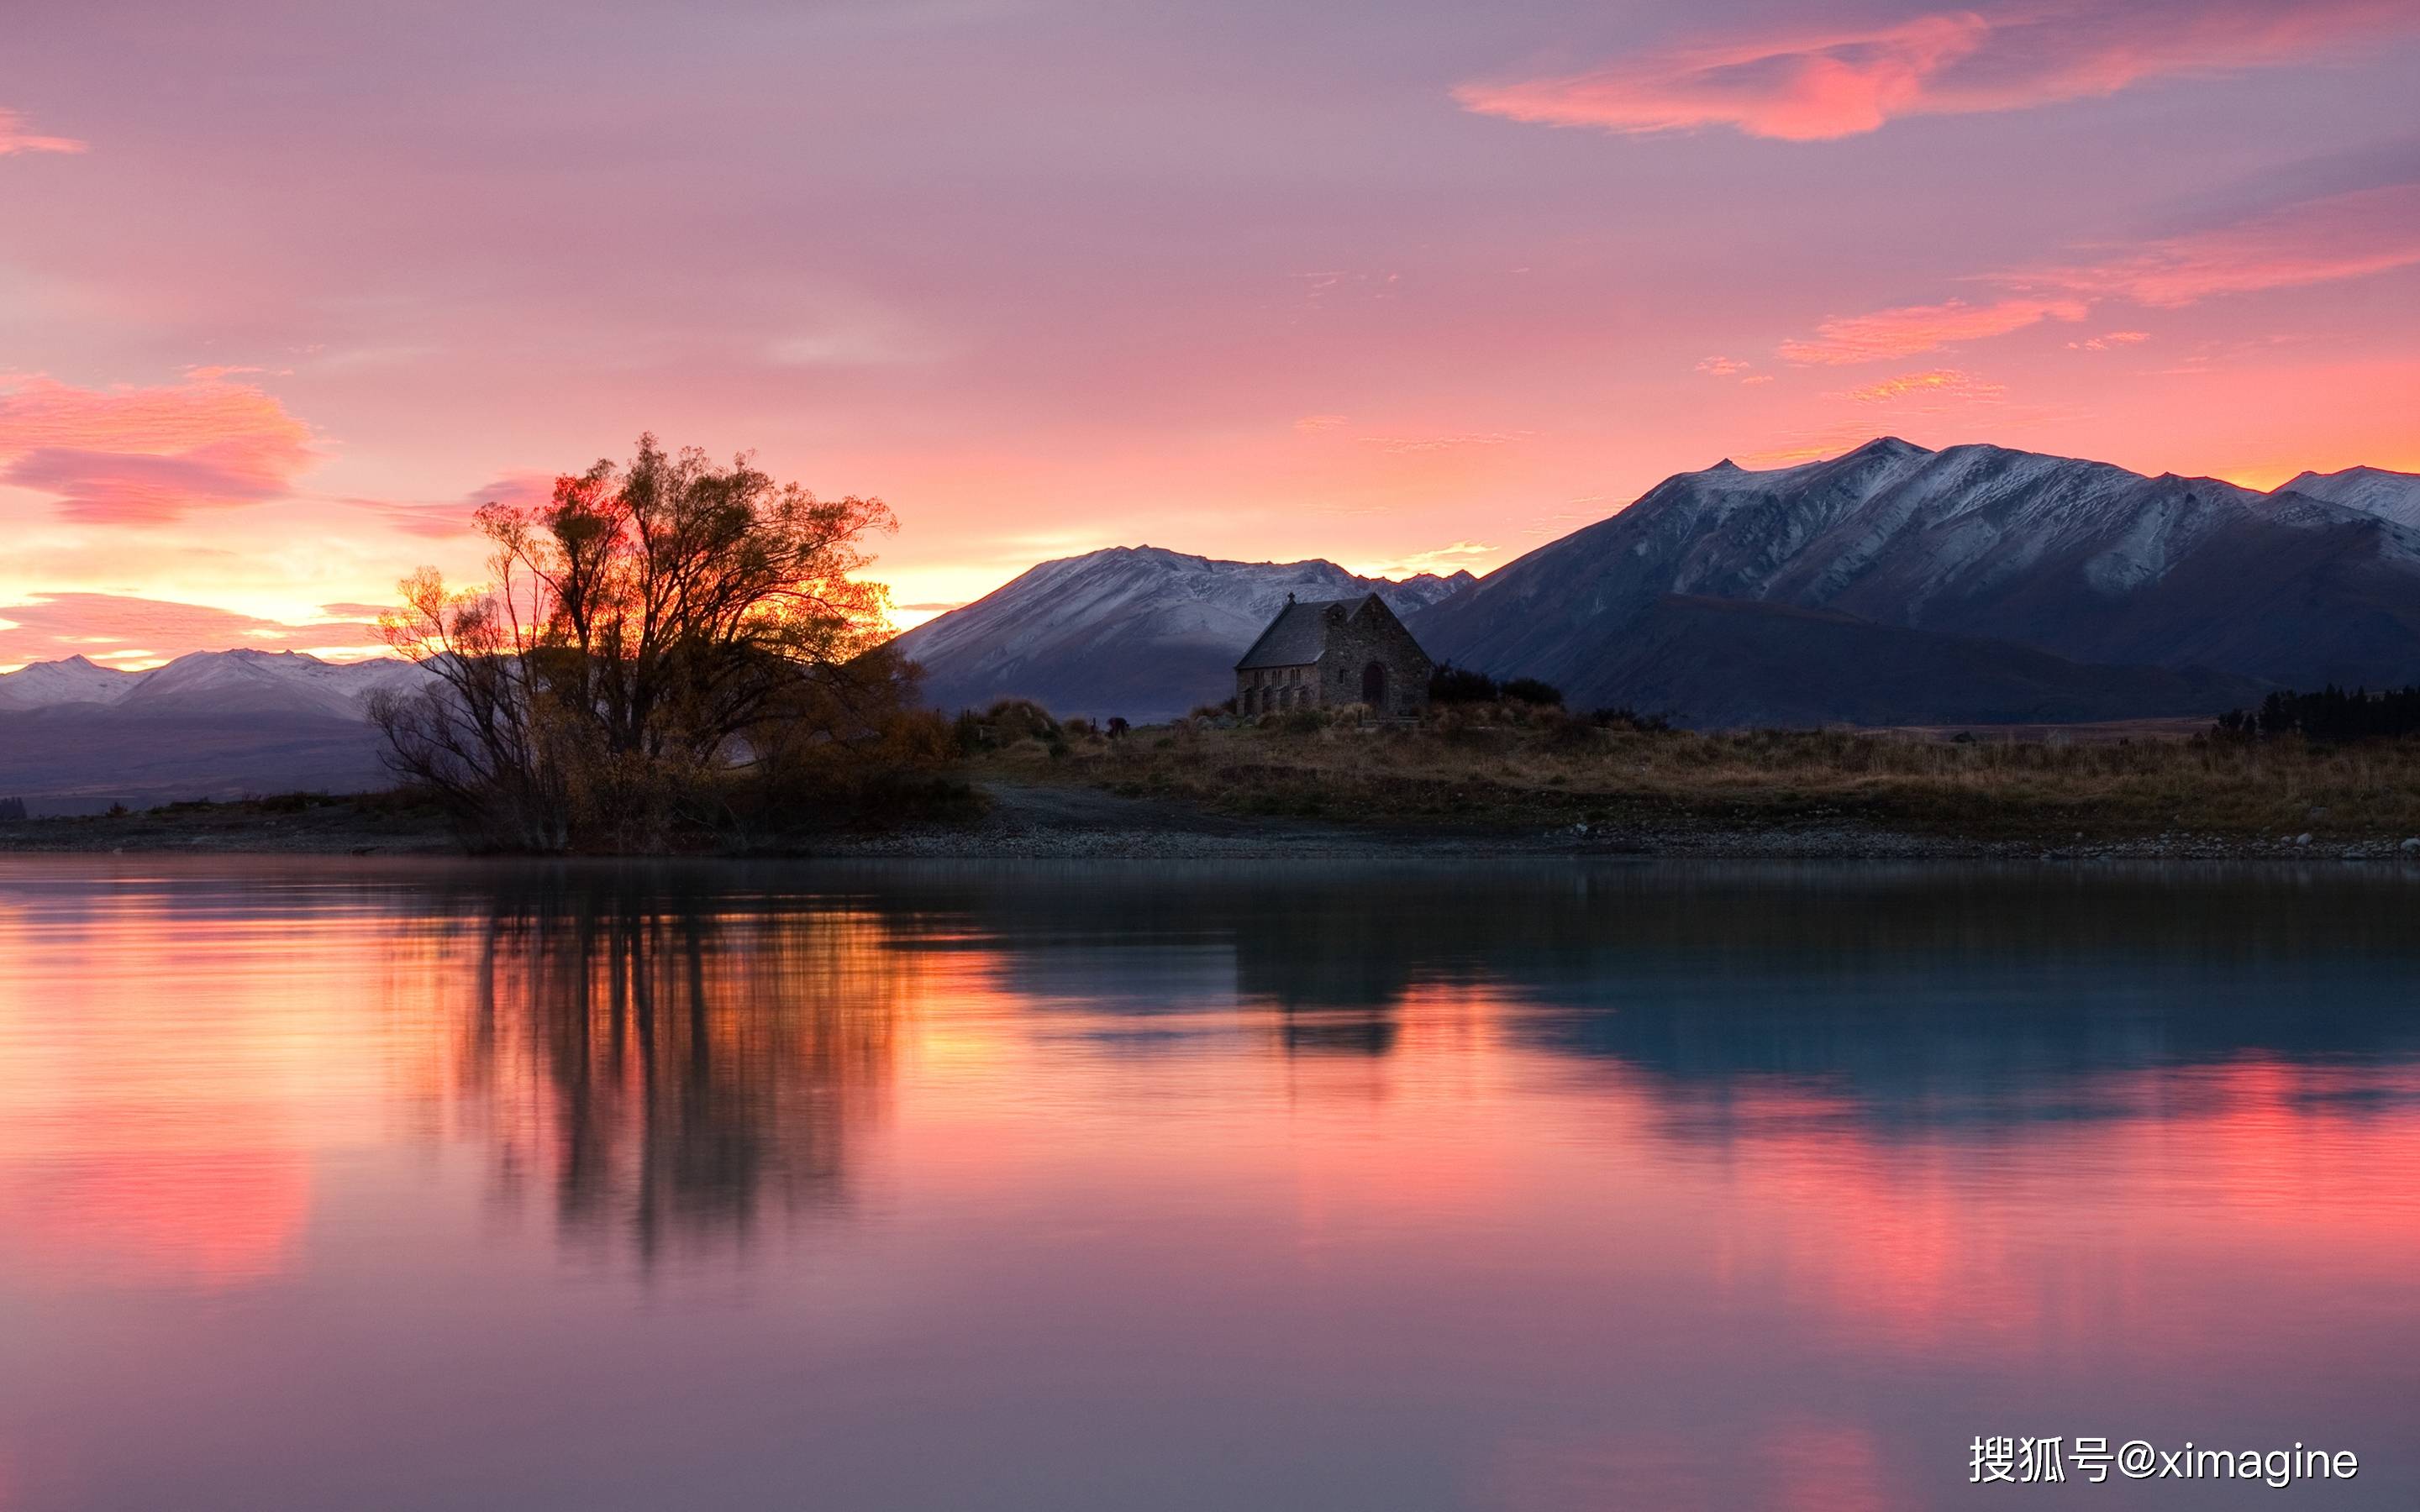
[[374, 434, 903, 848]]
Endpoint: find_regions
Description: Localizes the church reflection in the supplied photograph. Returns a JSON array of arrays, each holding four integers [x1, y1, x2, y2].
[[408, 859, 2420, 1263], [829, 860, 2420, 1116]]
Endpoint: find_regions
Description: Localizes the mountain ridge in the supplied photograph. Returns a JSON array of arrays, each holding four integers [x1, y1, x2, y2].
[[2276, 465, 2420, 530], [0, 649, 429, 812], [1411, 437, 2420, 712], [0, 647, 428, 714], [890, 544, 1474, 720]]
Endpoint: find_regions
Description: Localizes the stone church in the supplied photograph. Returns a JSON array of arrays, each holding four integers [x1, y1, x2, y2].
[[1234, 592, 1433, 720]]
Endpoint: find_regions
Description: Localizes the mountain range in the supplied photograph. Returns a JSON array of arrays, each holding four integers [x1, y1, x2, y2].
[[890, 546, 1473, 721], [0, 650, 427, 813], [897, 441, 2420, 726], [1413, 439, 2420, 717], [3, 440, 2413, 808]]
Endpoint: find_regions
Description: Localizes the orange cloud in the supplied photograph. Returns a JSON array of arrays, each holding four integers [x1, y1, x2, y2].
[[1781, 297, 2087, 365], [0, 107, 84, 156], [1358, 430, 1529, 454], [1455, 1, 2416, 141], [0, 374, 316, 523], [2068, 330, 2152, 351], [1843, 368, 2007, 405]]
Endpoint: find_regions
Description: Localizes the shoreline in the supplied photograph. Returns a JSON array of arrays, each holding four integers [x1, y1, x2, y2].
[[3, 780, 2417, 864]]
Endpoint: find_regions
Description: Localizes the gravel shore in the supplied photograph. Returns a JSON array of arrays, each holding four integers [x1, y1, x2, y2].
[[5, 780, 2417, 863], [810, 782, 2420, 864]]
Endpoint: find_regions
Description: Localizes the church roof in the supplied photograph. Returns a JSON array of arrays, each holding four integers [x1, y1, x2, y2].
[[1235, 595, 1366, 670]]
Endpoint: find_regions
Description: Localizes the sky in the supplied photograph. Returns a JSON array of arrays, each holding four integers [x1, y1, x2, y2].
[[3, 0, 2417, 668]]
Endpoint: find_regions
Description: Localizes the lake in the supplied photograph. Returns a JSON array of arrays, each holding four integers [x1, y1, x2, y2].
[[3, 858, 2417, 1509]]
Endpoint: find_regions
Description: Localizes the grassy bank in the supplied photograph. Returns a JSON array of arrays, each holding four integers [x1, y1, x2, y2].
[[0, 790, 458, 854], [965, 703, 2420, 847]]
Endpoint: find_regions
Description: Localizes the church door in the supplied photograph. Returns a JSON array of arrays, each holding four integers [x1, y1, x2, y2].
[[1361, 661, 1386, 708]]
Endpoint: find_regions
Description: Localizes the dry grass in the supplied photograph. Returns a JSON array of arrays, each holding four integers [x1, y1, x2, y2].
[[970, 705, 2420, 843]]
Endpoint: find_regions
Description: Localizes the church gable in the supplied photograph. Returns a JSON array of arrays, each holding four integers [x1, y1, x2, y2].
[[1231, 592, 1434, 720]]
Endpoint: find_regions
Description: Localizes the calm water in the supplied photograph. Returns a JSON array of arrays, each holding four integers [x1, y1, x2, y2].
[[3, 858, 2417, 1510]]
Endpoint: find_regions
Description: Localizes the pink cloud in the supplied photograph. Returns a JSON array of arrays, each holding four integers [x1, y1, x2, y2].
[[0, 107, 84, 156], [0, 375, 316, 523], [1455, 1, 2416, 141], [339, 470, 556, 540], [0, 592, 381, 667], [2017, 183, 2420, 307], [1785, 182, 2420, 365], [1696, 355, 1754, 376], [1781, 297, 2088, 365]]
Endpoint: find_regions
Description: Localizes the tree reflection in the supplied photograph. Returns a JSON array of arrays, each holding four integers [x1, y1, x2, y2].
[[444, 874, 904, 1263]]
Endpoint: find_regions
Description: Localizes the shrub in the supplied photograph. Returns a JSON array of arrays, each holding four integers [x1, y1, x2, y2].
[[978, 698, 1061, 743], [1586, 706, 1673, 733], [1501, 676, 1564, 706], [1429, 663, 1499, 704], [2220, 685, 2420, 743]]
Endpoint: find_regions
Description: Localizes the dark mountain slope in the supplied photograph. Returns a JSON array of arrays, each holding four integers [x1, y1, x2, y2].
[[1570, 596, 2263, 728]]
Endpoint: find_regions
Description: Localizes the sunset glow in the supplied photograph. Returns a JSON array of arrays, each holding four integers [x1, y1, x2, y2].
[[3, 0, 2417, 664]]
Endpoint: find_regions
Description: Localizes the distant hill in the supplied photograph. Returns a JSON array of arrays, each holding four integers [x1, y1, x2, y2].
[[890, 545, 1474, 721], [1411, 438, 2420, 717], [0, 649, 426, 813]]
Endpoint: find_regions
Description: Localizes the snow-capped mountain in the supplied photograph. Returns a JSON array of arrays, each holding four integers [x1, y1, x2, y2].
[[0, 654, 140, 710], [892, 545, 1476, 719], [2276, 465, 2420, 531], [0, 648, 429, 716], [1412, 438, 2420, 717], [0, 650, 433, 811]]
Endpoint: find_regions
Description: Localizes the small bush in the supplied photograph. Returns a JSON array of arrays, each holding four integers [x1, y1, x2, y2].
[[1501, 676, 1564, 707], [1545, 716, 1600, 751], [1587, 706, 1673, 733], [981, 698, 1061, 743], [1429, 663, 1500, 704]]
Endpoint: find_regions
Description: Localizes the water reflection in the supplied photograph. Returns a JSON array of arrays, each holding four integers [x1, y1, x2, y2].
[[432, 874, 906, 1263], [2, 858, 2417, 1511]]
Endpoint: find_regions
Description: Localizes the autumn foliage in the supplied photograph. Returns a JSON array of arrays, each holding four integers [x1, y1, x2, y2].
[[373, 434, 947, 849]]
